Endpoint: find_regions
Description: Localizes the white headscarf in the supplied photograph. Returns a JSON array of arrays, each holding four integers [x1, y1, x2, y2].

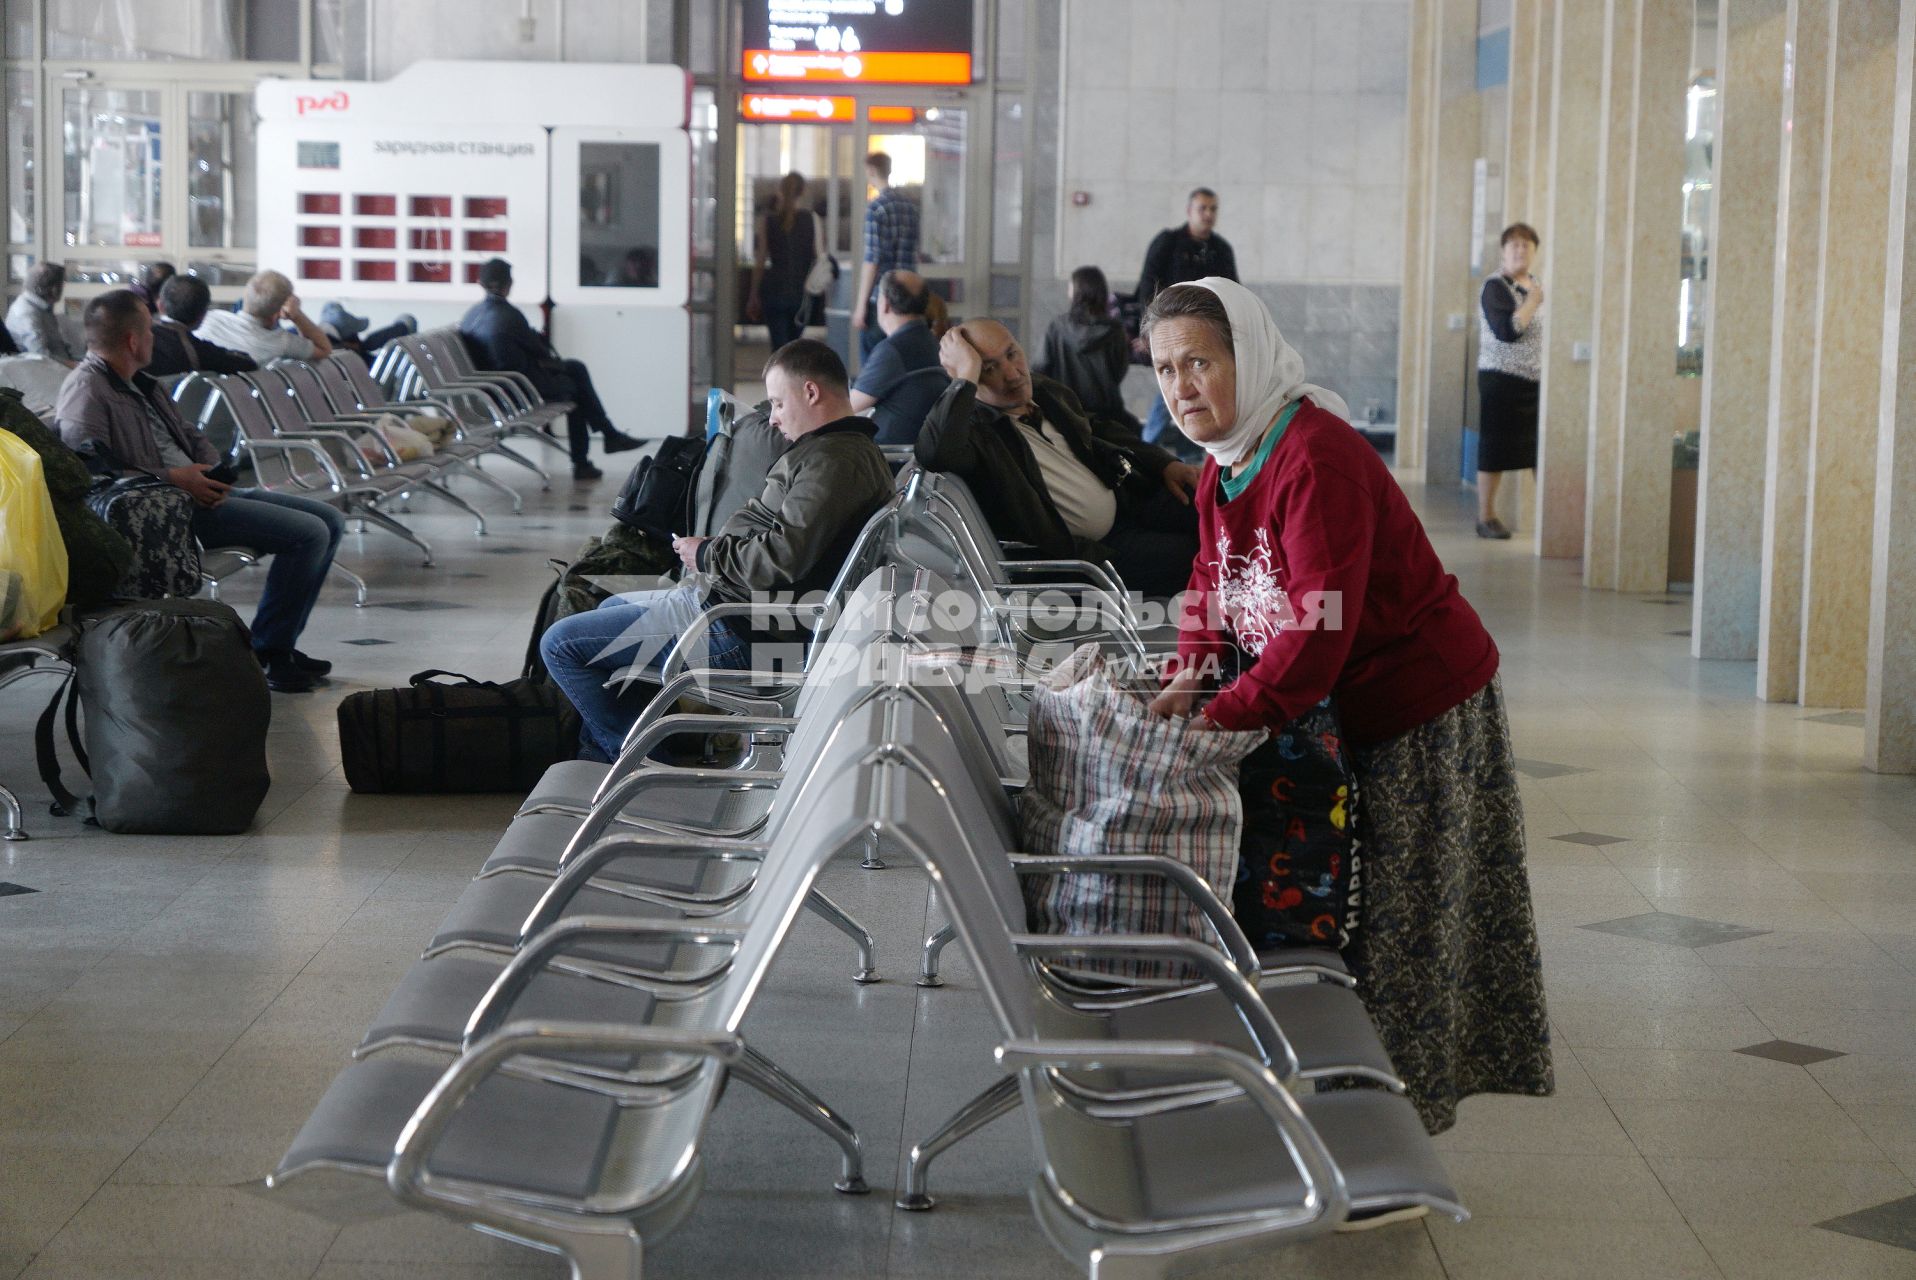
[[1172, 277, 1351, 467]]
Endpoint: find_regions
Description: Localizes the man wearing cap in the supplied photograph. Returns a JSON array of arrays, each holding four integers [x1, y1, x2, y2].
[[459, 257, 639, 480]]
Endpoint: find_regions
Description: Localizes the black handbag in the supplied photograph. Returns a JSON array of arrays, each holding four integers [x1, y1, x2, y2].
[[337, 669, 580, 794], [610, 436, 707, 539]]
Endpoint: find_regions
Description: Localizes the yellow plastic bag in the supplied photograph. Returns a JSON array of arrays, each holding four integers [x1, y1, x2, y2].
[[0, 428, 68, 640]]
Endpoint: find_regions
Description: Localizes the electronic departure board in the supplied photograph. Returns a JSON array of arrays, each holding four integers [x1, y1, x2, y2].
[[741, 0, 973, 85]]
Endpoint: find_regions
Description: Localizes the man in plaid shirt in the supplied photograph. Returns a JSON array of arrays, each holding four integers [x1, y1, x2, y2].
[[851, 152, 920, 359]]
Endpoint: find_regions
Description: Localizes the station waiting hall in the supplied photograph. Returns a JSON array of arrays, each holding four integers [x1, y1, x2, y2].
[[3, 1, 1916, 1277]]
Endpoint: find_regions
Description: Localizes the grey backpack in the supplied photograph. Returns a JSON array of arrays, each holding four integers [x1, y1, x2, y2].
[[75, 598, 270, 833]]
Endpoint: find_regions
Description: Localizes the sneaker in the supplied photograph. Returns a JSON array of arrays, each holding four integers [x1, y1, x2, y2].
[[261, 653, 320, 693], [1475, 519, 1512, 540], [602, 432, 643, 455], [573, 461, 605, 481]]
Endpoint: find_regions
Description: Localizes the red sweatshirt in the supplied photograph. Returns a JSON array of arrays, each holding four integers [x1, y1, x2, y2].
[[1171, 400, 1499, 746]]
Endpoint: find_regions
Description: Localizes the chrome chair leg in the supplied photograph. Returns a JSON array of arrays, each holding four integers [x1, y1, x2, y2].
[[732, 1045, 870, 1195], [918, 921, 957, 988], [357, 504, 436, 567], [803, 888, 878, 983], [422, 479, 488, 537], [329, 561, 369, 607], [859, 830, 886, 870], [457, 458, 524, 513], [490, 441, 552, 489], [0, 783, 27, 840], [895, 1075, 1021, 1211]]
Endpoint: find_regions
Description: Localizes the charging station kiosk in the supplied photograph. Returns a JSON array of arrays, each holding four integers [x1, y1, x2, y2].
[[257, 61, 691, 435]]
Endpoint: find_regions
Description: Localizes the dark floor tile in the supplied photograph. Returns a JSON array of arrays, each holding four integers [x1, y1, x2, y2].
[[1803, 711, 1866, 727], [371, 600, 468, 611], [1735, 1039, 1847, 1067], [1817, 1193, 1916, 1252], [479, 546, 531, 555], [1666, 629, 1693, 638], [0, 882, 40, 897], [342, 638, 394, 646], [1581, 911, 1770, 948], [1551, 831, 1629, 847], [1515, 759, 1594, 780]]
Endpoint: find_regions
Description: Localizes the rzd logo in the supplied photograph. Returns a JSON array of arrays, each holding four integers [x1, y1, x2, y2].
[[296, 90, 350, 116]]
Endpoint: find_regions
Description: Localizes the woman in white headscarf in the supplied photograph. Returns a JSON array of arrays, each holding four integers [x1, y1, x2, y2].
[[1144, 278, 1552, 1134]]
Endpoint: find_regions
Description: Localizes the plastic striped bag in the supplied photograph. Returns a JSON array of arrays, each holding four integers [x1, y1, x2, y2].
[[1019, 644, 1267, 979], [0, 429, 67, 640]]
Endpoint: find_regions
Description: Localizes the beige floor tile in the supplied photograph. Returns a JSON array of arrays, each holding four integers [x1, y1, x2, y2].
[[1536, 925, 1712, 970], [0, 1183, 96, 1257], [1751, 1005, 1916, 1057], [1621, 865, 1816, 900], [1575, 1047, 1831, 1104], [1549, 1001, 1772, 1051], [1640, 894, 1857, 932], [1698, 928, 1897, 970], [1690, 1221, 1916, 1280], [17, 1258, 319, 1280], [1598, 840, 1777, 870], [1426, 1217, 1722, 1279], [1809, 1053, 1916, 1106], [1646, 1156, 1914, 1228], [1712, 966, 1916, 1013], [1527, 892, 1659, 927], [1841, 1104, 1916, 1160], [1438, 1151, 1684, 1223], [1433, 1096, 1638, 1157], [1540, 961, 1746, 1007], [30, 1185, 339, 1267], [1611, 1097, 1881, 1160]]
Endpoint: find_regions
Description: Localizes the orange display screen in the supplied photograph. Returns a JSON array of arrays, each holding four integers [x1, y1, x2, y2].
[[740, 93, 857, 122], [741, 50, 971, 85], [868, 106, 917, 124]]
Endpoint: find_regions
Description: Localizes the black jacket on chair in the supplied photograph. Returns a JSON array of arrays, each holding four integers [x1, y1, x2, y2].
[[913, 373, 1175, 561]]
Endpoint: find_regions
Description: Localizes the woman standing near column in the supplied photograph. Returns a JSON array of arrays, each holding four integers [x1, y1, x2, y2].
[[1475, 223, 1544, 539]]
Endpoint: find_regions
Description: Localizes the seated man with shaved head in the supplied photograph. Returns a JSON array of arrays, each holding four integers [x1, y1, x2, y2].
[[916, 318, 1203, 597]]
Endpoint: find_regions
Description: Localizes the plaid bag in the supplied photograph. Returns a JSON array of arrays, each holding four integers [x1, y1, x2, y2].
[[1019, 644, 1268, 979]]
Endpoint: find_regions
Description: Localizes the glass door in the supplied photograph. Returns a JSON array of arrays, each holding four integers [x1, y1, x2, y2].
[[62, 82, 165, 268]]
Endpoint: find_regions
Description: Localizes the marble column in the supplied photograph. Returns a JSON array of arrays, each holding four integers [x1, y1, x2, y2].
[[1525, 0, 1556, 223], [1866, 0, 1916, 773], [1606, 0, 1689, 592], [1419, 0, 1481, 492], [1505, 0, 1542, 222], [1534, 0, 1605, 559], [1757, 0, 1831, 702], [1396, 0, 1437, 474], [1581, 0, 1639, 589], [1694, 0, 1789, 660], [1798, 0, 1902, 707]]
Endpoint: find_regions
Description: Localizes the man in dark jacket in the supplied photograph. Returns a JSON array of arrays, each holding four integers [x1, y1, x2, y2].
[[55, 290, 343, 692], [1135, 188, 1237, 448], [145, 274, 259, 377], [540, 339, 893, 760], [917, 319, 1202, 598], [458, 257, 638, 480]]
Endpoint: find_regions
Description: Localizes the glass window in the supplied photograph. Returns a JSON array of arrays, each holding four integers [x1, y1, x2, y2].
[[63, 86, 164, 249], [46, 0, 301, 62], [992, 95, 1023, 264], [869, 104, 965, 265], [579, 142, 661, 288], [314, 0, 344, 64], [183, 260, 255, 286], [7, 70, 33, 246], [188, 91, 257, 249], [690, 87, 718, 261], [62, 258, 149, 286], [10, 252, 35, 284], [6, 0, 32, 57]]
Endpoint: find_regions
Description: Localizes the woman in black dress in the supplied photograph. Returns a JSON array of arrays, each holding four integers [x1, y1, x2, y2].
[[1476, 222, 1544, 539], [746, 171, 818, 352]]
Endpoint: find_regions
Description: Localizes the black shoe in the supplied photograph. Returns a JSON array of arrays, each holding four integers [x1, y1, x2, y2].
[[1475, 519, 1513, 540], [261, 653, 320, 693], [602, 432, 642, 455], [573, 461, 604, 481], [289, 649, 333, 676]]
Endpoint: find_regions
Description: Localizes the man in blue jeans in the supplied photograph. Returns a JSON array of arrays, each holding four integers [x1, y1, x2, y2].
[[541, 339, 894, 762], [56, 290, 345, 693]]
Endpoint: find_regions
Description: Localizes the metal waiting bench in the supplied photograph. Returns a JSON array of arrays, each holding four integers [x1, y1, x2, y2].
[[0, 623, 77, 840]]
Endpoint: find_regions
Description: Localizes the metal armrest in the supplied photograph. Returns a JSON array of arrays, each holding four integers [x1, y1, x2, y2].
[[1009, 933, 1295, 1081], [557, 767, 786, 864], [519, 833, 771, 938], [1001, 558, 1131, 607], [1008, 853, 1259, 978], [236, 437, 349, 491], [597, 713, 799, 792], [464, 917, 749, 1043], [992, 1037, 1349, 1232], [387, 1018, 744, 1215], [273, 428, 380, 477], [655, 601, 827, 682]]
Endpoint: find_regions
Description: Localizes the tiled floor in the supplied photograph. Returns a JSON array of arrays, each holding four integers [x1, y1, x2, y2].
[[3, 454, 1915, 1280]]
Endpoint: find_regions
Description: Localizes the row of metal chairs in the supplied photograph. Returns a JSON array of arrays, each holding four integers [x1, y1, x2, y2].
[[373, 326, 577, 444], [270, 487, 1465, 1275]]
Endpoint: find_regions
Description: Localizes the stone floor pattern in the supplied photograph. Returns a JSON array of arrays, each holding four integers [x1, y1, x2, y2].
[[2, 452, 1914, 1280]]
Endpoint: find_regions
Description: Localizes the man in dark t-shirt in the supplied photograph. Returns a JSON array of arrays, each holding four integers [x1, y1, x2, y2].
[[1135, 188, 1238, 449], [849, 270, 948, 446]]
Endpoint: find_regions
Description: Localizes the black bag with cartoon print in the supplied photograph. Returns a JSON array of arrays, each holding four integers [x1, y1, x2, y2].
[[1231, 696, 1361, 951]]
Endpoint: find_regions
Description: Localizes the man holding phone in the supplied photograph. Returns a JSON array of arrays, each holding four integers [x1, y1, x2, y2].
[[56, 290, 346, 693]]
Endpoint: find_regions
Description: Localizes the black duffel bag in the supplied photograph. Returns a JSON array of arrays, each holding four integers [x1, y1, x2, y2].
[[610, 435, 706, 539], [337, 669, 580, 794]]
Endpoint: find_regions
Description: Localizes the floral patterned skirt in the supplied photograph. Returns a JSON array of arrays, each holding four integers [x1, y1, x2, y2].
[[1343, 674, 1554, 1133]]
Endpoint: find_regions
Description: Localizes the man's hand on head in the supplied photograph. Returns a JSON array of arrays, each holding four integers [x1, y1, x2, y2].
[[165, 463, 231, 508], [938, 327, 984, 385]]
